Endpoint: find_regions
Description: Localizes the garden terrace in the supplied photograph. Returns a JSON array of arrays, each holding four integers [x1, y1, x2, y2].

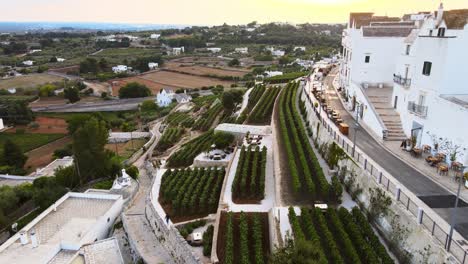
[[288, 207, 394, 264], [217, 211, 270, 264], [246, 84, 266, 111], [277, 82, 331, 202], [193, 102, 223, 131], [231, 145, 267, 203], [247, 86, 281, 125], [166, 130, 214, 167], [265, 71, 308, 84], [155, 126, 185, 152], [165, 112, 195, 128], [159, 167, 225, 222]]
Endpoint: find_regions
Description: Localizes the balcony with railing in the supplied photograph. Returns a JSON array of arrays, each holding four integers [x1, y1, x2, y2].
[[393, 74, 412, 88], [407, 101, 428, 118]]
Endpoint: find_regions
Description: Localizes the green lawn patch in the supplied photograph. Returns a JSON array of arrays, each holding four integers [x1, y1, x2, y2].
[[0, 133, 65, 153]]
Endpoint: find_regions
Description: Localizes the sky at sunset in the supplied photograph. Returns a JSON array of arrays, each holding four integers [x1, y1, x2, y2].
[[2, 0, 467, 25]]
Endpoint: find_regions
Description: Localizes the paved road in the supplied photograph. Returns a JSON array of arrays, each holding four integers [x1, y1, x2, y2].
[[122, 121, 176, 263], [31, 96, 155, 112], [322, 70, 468, 238]]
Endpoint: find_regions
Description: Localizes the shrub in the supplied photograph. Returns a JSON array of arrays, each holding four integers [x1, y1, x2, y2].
[[118, 82, 151, 98], [125, 165, 139, 179]]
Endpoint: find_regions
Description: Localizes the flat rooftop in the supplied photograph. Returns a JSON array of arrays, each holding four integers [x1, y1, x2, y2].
[[215, 123, 272, 136], [0, 192, 122, 264]]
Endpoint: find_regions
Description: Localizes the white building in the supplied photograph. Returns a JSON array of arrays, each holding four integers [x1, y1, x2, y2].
[[22, 60, 34, 66], [0, 118, 4, 130], [148, 62, 159, 70], [391, 5, 468, 159], [294, 46, 306, 52], [174, 92, 192, 104], [150, 33, 161, 39], [293, 58, 314, 69], [56, 57, 66, 62], [112, 65, 128, 73], [34, 156, 73, 177], [0, 192, 124, 264], [264, 71, 283, 78], [170, 47, 185, 56], [207, 47, 222, 53], [339, 12, 417, 140], [156, 88, 175, 107], [235, 47, 248, 54], [266, 47, 285, 57], [28, 49, 42, 54], [339, 5, 468, 161]]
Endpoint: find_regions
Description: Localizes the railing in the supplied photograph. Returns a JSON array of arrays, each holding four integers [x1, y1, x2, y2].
[[393, 74, 412, 88], [302, 84, 468, 264], [408, 101, 428, 118]]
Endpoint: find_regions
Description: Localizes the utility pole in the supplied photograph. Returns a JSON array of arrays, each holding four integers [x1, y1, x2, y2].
[[352, 104, 360, 158], [446, 154, 468, 251]]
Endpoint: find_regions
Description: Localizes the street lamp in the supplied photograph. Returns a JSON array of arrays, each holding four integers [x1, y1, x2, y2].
[[446, 153, 468, 251]]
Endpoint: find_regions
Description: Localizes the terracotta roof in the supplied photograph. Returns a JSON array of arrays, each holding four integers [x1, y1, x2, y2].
[[370, 21, 415, 27], [442, 9, 468, 29], [362, 27, 415, 37], [349, 13, 401, 29]]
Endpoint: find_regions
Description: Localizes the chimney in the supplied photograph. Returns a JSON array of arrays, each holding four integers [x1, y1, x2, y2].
[[19, 231, 28, 245], [436, 3, 444, 26], [30, 230, 38, 248]]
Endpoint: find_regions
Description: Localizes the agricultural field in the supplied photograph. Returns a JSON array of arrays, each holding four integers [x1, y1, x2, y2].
[[217, 211, 270, 264], [277, 82, 334, 203], [24, 136, 72, 171], [139, 71, 234, 90], [0, 133, 65, 153], [289, 207, 394, 264], [155, 126, 185, 152], [109, 70, 234, 96], [246, 86, 280, 125], [0, 73, 65, 90], [193, 102, 223, 131], [232, 145, 267, 203], [166, 130, 215, 167], [165, 111, 195, 128], [159, 167, 225, 222], [266, 71, 308, 84], [91, 47, 161, 64], [105, 138, 147, 159], [164, 62, 250, 78], [4, 116, 68, 134]]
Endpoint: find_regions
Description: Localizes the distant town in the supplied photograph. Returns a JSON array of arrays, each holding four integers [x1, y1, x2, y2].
[[0, 2, 467, 264]]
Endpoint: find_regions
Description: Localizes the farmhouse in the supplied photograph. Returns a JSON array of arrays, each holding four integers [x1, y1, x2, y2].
[[170, 47, 185, 56], [148, 62, 159, 70], [264, 71, 283, 78], [56, 57, 66, 62], [112, 65, 128, 73], [266, 47, 285, 57], [156, 88, 175, 107], [22, 60, 34, 66], [174, 92, 192, 104], [207, 47, 222, 53], [235, 47, 248, 54], [150, 34, 161, 39], [294, 46, 306, 52], [0, 192, 124, 264]]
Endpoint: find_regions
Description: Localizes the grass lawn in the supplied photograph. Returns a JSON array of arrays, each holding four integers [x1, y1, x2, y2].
[[0, 73, 65, 90], [92, 179, 114, 190], [0, 133, 66, 153]]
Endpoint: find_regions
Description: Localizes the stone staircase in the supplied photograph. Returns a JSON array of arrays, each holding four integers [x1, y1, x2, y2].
[[365, 88, 407, 141]]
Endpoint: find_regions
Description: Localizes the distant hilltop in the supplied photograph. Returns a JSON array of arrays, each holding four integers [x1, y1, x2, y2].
[[0, 21, 191, 33]]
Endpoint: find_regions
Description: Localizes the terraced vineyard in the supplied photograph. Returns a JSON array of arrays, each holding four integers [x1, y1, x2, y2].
[[165, 112, 195, 128], [155, 126, 184, 152], [278, 82, 332, 201], [232, 145, 267, 203], [236, 84, 266, 124], [217, 212, 270, 264], [247, 86, 281, 125], [166, 130, 214, 167], [159, 167, 225, 221], [289, 207, 394, 264], [193, 102, 223, 131]]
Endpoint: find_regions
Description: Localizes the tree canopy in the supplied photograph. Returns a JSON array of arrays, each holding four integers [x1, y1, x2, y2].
[[119, 82, 152, 98]]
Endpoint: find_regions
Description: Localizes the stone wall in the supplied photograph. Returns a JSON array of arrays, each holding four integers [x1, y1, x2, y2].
[[145, 162, 201, 264], [300, 88, 454, 263]]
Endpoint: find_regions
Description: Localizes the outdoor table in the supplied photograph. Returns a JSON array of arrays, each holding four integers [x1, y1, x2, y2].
[[451, 161, 463, 171], [423, 145, 432, 153], [411, 148, 423, 157]]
